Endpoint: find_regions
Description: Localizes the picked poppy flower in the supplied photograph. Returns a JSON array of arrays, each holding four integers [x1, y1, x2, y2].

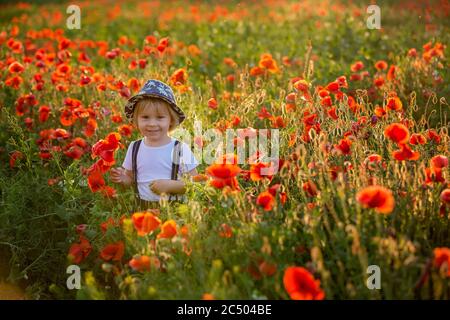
[[100, 241, 124, 262], [157, 220, 177, 239], [68, 235, 92, 264], [91, 132, 121, 165], [433, 247, 450, 277], [132, 211, 161, 236], [384, 123, 410, 145], [256, 191, 276, 211], [356, 185, 395, 214], [283, 266, 325, 300]]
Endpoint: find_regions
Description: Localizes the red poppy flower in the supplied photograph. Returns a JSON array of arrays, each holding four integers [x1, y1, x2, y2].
[[101, 217, 117, 234], [441, 189, 450, 205], [283, 267, 325, 300], [257, 107, 272, 119], [8, 61, 25, 73], [384, 123, 410, 145], [259, 260, 277, 277], [430, 155, 448, 170], [335, 138, 352, 155], [219, 223, 233, 238], [157, 220, 177, 239], [350, 61, 364, 72], [249, 162, 275, 181], [132, 211, 161, 236], [100, 241, 124, 262], [356, 185, 395, 214], [68, 235, 92, 264], [375, 60, 388, 71], [409, 133, 427, 145], [258, 53, 279, 73], [386, 96, 402, 111], [392, 144, 420, 161], [91, 132, 121, 165], [129, 255, 152, 272], [433, 247, 450, 277], [170, 68, 188, 86], [303, 180, 318, 197], [256, 191, 276, 211], [427, 129, 441, 144], [87, 170, 105, 193], [208, 98, 218, 110], [5, 75, 23, 89]]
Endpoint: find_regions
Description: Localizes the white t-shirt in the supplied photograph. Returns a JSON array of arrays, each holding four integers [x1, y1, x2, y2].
[[122, 137, 199, 201]]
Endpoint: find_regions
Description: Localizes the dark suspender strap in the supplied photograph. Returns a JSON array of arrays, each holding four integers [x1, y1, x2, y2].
[[171, 140, 181, 180], [132, 139, 142, 201], [170, 140, 182, 201]]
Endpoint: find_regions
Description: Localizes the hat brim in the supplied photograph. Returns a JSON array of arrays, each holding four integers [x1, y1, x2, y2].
[[124, 94, 186, 124]]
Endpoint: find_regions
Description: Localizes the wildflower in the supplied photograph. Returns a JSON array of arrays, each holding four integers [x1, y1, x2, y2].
[[157, 220, 177, 239], [132, 211, 161, 236], [283, 267, 325, 300], [256, 191, 276, 211], [433, 247, 450, 277], [129, 255, 151, 272], [356, 185, 395, 214], [219, 223, 233, 238], [68, 235, 92, 264], [8, 61, 25, 73], [384, 123, 410, 145], [91, 132, 121, 165], [100, 241, 125, 262], [392, 143, 420, 161]]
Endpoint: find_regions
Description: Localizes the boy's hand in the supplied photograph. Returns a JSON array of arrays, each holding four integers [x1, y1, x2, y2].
[[149, 179, 173, 195], [110, 167, 132, 185]]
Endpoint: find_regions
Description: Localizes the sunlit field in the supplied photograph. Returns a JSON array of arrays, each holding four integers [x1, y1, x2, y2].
[[0, 0, 449, 300]]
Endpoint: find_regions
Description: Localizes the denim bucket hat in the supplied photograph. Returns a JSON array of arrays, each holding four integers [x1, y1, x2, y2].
[[124, 79, 185, 124]]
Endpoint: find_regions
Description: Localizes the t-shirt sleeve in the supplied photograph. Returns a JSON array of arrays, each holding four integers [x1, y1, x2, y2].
[[122, 141, 134, 171], [179, 142, 199, 174]]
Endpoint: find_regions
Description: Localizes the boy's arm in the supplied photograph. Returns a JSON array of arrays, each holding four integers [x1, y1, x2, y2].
[[150, 168, 199, 195]]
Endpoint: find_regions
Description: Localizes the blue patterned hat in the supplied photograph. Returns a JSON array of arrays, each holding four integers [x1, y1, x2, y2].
[[124, 79, 185, 124]]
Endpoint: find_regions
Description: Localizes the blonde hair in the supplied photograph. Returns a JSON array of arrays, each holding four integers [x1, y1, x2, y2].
[[132, 97, 180, 132]]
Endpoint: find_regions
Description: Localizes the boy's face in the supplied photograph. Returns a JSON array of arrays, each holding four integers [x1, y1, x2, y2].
[[136, 103, 172, 144]]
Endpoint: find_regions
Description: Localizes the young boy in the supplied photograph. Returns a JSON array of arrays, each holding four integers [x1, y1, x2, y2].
[[110, 79, 198, 208]]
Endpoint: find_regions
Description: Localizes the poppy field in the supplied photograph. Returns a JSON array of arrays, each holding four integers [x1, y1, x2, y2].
[[0, 0, 449, 300]]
